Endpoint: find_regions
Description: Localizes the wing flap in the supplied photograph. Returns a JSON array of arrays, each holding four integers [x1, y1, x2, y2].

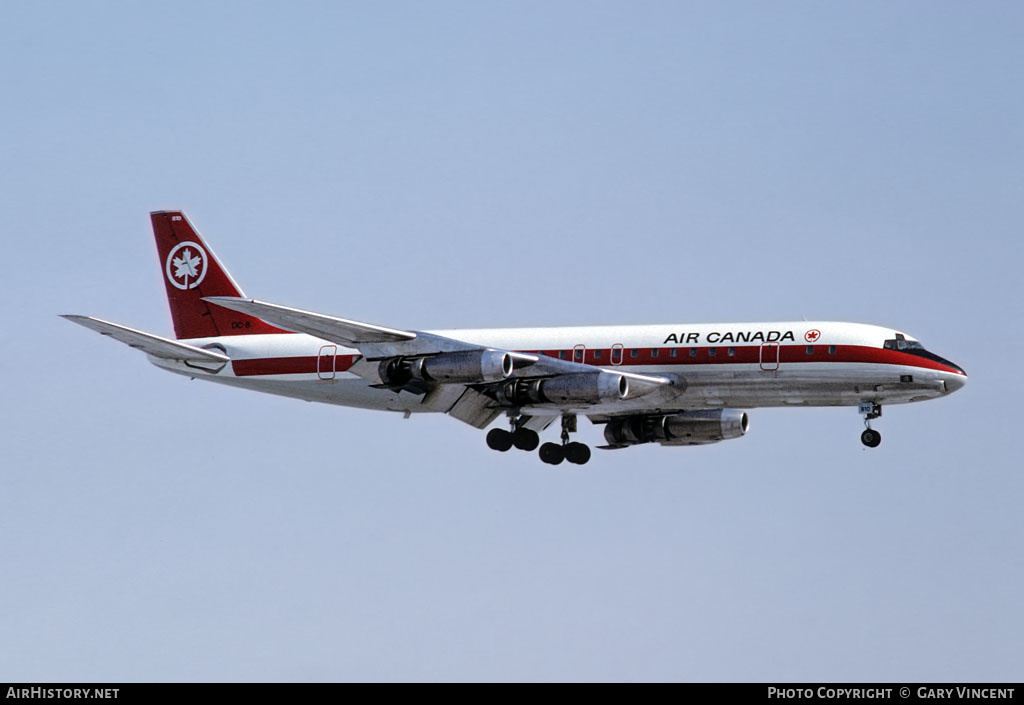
[[61, 316, 230, 364], [519, 414, 557, 432], [447, 388, 503, 429]]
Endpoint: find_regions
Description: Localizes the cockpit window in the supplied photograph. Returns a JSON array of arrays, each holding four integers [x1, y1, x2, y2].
[[884, 338, 923, 351], [881, 333, 965, 376]]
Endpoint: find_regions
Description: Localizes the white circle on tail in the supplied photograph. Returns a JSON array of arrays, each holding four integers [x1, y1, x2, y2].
[[166, 241, 208, 290]]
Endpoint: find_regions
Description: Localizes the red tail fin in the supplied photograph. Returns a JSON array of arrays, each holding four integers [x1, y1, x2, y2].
[[151, 210, 286, 339]]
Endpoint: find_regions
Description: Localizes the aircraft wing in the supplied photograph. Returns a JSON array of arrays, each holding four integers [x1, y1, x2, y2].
[[61, 315, 230, 364], [203, 296, 672, 387], [204, 296, 535, 362]]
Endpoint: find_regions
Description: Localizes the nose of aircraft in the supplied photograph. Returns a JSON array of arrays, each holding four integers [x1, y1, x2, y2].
[[926, 349, 966, 393], [943, 368, 967, 394]]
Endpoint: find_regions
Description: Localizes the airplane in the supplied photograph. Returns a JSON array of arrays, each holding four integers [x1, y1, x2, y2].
[[63, 210, 967, 465]]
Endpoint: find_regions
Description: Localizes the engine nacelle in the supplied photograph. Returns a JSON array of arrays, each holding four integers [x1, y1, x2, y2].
[[379, 350, 513, 385], [603, 409, 749, 447], [496, 372, 628, 406]]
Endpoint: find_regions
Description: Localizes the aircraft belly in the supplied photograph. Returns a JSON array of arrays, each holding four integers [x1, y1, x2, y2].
[[557, 363, 945, 415], [156, 363, 425, 413], [671, 364, 946, 409], [229, 377, 410, 410]]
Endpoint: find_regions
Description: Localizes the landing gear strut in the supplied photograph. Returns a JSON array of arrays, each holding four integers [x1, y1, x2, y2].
[[486, 413, 540, 453], [859, 402, 882, 448], [487, 413, 591, 465], [539, 414, 591, 466]]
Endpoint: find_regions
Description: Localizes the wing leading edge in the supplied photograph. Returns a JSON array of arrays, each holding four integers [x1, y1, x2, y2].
[[61, 315, 230, 365], [202, 297, 416, 347]]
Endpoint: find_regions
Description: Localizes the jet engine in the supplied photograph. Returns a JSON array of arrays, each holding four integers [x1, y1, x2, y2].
[[496, 371, 628, 406], [603, 409, 749, 447], [379, 350, 513, 385]]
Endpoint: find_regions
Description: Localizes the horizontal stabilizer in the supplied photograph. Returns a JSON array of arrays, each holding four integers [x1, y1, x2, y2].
[[204, 297, 416, 346], [61, 315, 230, 364]]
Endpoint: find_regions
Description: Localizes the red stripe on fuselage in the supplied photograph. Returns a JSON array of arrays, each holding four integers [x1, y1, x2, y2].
[[228, 345, 961, 377], [816, 346, 962, 374], [529, 344, 962, 375], [232, 354, 358, 376]]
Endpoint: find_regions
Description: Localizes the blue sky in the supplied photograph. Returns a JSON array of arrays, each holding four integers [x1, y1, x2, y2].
[[2, 1, 1021, 681]]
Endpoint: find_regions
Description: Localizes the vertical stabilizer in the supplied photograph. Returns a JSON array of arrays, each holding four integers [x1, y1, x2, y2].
[[151, 210, 286, 339]]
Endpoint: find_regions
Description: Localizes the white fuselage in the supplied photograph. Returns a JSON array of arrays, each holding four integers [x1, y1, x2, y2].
[[150, 320, 967, 417]]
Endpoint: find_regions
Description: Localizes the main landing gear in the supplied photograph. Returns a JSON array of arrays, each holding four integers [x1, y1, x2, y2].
[[485, 413, 591, 465], [486, 424, 539, 452], [538, 415, 591, 466], [859, 402, 882, 448]]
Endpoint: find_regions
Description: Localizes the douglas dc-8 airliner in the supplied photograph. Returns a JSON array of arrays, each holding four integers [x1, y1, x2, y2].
[[64, 211, 967, 465]]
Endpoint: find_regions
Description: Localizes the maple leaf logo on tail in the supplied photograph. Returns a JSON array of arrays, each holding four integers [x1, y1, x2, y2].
[[165, 241, 208, 290], [173, 249, 200, 280]]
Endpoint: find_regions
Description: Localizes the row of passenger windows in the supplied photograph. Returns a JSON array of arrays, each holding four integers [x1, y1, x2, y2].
[[552, 345, 839, 360]]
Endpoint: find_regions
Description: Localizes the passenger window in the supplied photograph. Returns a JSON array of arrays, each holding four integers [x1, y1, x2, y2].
[[689, 348, 697, 357], [728, 347, 736, 356], [611, 345, 623, 365], [806, 346, 814, 354], [593, 349, 602, 359], [651, 349, 659, 358], [630, 349, 639, 358], [708, 347, 717, 357], [828, 345, 836, 355], [559, 350, 567, 360], [670, 348, 678, 358]]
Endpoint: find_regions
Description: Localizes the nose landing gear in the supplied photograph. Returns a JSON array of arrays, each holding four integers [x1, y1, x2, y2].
[[859, 402, 882, 448], [860, 428, 881, 448]]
